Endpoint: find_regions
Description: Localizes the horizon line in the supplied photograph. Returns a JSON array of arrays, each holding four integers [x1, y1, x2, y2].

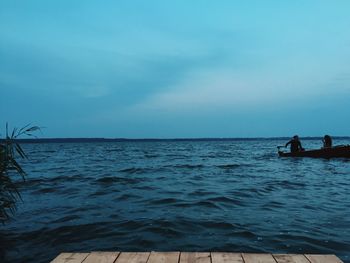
[[3, 136, 350, 143]]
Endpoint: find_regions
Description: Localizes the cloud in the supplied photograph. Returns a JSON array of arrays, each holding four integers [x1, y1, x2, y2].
[[126, 58, 348, 117]]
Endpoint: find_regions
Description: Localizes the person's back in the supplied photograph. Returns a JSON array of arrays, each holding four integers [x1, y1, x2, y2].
[[323, 135, 332, 148], [285, 135, 303, 153]]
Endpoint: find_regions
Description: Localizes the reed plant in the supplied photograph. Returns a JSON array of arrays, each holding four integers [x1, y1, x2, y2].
[[0, 124, 40, 223]]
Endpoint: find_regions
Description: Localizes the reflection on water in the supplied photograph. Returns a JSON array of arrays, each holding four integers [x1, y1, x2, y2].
[[1, 139, 350, 263]]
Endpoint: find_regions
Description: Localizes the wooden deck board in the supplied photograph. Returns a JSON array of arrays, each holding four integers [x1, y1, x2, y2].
[[50, 252, 343, 263], [148, 252, 180, 263], [180, 252, 211, 263], [242, 253, 277, 263], [211, 253, 243, 263], [116, 252, 151, 263], [50, 252, 90, 263], [305, 255, 344, 263], [83, 252, 120, 263], [273, 254, 310, 263]]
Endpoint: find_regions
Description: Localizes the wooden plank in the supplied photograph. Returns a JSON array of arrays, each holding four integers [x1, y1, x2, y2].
[[83, 251, 120, 263], [305, 255, 344, 263], [116, 252, 151, 263], [148, 252, 180, 263], [50, 252, 344, 263], [50, 253, 90, 263], [242, 253, 277, 263], [273, 254, 310, 263], [180, 252, 211, 263], [211, 253, 243, 263]]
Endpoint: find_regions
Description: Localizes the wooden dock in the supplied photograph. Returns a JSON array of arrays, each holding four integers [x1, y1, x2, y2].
[[51, 252, 344, 263]]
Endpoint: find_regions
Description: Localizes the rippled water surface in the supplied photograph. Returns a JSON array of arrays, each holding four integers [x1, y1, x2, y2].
[[1, 140, 350, 262]]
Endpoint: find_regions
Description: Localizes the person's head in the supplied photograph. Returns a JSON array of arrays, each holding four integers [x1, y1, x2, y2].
[[293, 135, 299, 140]]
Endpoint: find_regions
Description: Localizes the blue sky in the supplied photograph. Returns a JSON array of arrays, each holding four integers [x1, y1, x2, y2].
[[1, 1, 350, 138]]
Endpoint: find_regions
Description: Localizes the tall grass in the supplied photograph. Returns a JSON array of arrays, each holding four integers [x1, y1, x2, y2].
[[0, 124, 40, 223]]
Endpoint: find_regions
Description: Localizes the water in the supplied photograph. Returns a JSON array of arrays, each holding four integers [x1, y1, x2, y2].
[[1, 139, 350, 263]]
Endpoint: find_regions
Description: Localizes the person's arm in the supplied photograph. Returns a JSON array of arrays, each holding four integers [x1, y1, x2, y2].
[[285, 140, 291, 147], [298, 141, 304, 150]]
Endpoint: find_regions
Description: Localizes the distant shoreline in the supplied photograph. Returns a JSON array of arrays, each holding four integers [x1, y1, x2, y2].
[[1, 137, 350, 143]]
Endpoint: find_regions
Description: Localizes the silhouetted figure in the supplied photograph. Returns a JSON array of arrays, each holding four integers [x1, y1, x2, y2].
[[285, 135, 303, 153], [323, 135, 332, 148]]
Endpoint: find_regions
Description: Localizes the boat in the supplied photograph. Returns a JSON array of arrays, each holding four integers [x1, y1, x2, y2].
[[278, 145, 350, 158]]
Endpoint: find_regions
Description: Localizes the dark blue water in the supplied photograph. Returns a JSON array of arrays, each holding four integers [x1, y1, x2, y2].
[[1, 139, 350, 263]]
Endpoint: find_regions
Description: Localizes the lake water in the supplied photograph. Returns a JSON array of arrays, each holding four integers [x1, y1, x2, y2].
[[1, 139, 350, 263]]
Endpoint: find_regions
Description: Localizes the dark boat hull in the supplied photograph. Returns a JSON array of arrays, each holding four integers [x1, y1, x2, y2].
[[278, 145, 350, 158]]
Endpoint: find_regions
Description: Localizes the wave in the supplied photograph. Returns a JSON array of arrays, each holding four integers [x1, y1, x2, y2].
[[118, 167, 150, 174], [216, 164, 241, 169], [95, 176, 142, 184], [167, 164, 205, 169]]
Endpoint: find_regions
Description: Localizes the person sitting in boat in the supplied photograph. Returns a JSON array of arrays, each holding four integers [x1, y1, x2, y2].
[[322, 135, 332, 148], [285, 135, 304, 153]]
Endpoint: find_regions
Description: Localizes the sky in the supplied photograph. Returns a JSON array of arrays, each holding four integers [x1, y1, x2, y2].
[[1, 0, 350, 138]]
